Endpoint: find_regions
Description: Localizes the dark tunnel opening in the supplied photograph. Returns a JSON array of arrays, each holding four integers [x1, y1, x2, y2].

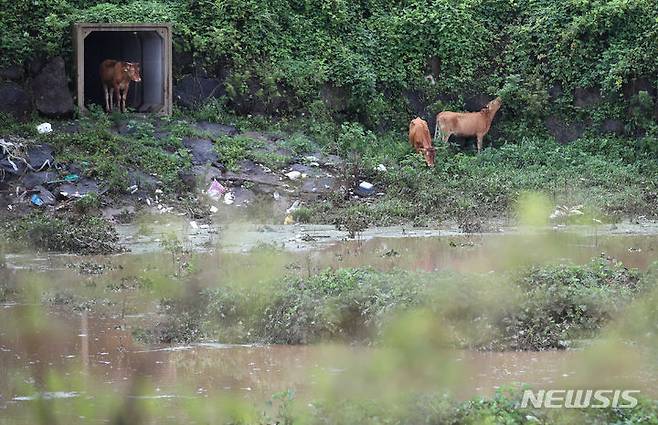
[[83, 30, 165, 112]]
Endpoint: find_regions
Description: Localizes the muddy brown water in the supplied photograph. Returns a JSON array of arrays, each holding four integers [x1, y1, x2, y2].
[[1, 304, 657, 412], [1, 221, 658, 420]]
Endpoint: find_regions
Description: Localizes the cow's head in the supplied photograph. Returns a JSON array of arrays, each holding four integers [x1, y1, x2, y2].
[[488, 97, 502, 113], [421, 146, 436, 167], [124, 62, 142, 82]]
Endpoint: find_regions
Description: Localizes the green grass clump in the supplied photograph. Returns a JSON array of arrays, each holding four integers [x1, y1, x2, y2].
[[2, 213, 122, 255], [138, 257, 649, 350]]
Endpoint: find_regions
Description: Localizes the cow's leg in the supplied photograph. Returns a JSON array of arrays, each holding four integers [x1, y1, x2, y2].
[[476, 134, 484, 153], [442, 132, 451, 145], [103, 85, 109, 112], [122, 85, 130, 113], [114, 85, 121, 113], [434, 121, 440, 141]]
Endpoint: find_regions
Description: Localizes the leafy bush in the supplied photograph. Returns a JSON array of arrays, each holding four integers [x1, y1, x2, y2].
[[2, 213, 122, 255], [142, 257, 651, 349], [2, 0, 656, 132]]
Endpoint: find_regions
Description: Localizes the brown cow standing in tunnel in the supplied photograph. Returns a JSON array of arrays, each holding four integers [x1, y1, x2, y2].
[[100, 60, 142, 113]]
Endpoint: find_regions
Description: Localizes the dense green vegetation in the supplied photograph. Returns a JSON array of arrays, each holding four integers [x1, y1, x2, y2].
[[136, 256, 649, 350], [2, 0, 657, 134], [308, 132, 658, 227], [2, 0, 658, 227], [1, 212, 121, 254], [265, 389, 658, 425]]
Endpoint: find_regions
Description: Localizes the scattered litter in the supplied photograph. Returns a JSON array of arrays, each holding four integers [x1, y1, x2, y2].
[[305, 155, 319, 162], [356, 181, 375, 196], [549, 205, 584, 220], [64, 174, 79, 183], [376, 164, 388, 172], [30, 194, 44, 206], [32, 186, 56, 206], [286, 200, 301, 214], [284, 214, 295, 225], [127, 185, 138, 194], [155, 189, 163, 194], [209, 205, 218, 214], [1, 137, 52, 173], [190, 221, 199, 230], [36, 123, 52, 134], [223, 192, 235, 205], [273, 192, 281, 201], [207, 180, 227, 200], [285, 171, 302, 180]]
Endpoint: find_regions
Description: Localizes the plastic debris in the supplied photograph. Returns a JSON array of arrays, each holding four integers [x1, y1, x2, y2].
[[549, 205, 584, 220], [273, 192, 281, 201], [64, 174, 79, 183], [284, 214, 295, 225], [127, 185, 138, 194], [190, 221, 199, 230], [285, 171, 302, 180], [209, 205, 219, 214], [376, 164, 387, 172], [1, 138, 52, 173], [36, 123, 52, 134], [207, 180, 227, 200], [286, 200, 301, 215], [356, 181, 375, 197], [31, 194, 44, 206], [223, 192, 235, 205]]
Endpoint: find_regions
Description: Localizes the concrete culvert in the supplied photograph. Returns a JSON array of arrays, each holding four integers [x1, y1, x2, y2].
[[74, 23, 172, 114]]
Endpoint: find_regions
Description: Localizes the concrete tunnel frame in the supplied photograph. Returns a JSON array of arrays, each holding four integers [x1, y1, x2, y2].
[[74, 23, 173, 115]]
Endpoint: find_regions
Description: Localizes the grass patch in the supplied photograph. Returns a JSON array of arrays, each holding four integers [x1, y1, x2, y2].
[[138, 256, 649, 350], [308, 134, 658, 226], [1, 213, 122, 255]]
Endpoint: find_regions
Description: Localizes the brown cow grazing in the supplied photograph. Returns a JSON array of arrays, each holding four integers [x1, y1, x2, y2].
[[99, 60, 142, 113], [409, 117, 436, 167], [435, 97, 502, 153]]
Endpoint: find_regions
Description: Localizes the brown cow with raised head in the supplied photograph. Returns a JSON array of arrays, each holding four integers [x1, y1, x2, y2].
[[435, 97, 502, 153], [100, 60, 142, 113], [409, 117, 435, 167]]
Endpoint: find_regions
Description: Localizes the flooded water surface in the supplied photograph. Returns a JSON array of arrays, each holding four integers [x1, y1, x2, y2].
[[1, 219, 658, 422]]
